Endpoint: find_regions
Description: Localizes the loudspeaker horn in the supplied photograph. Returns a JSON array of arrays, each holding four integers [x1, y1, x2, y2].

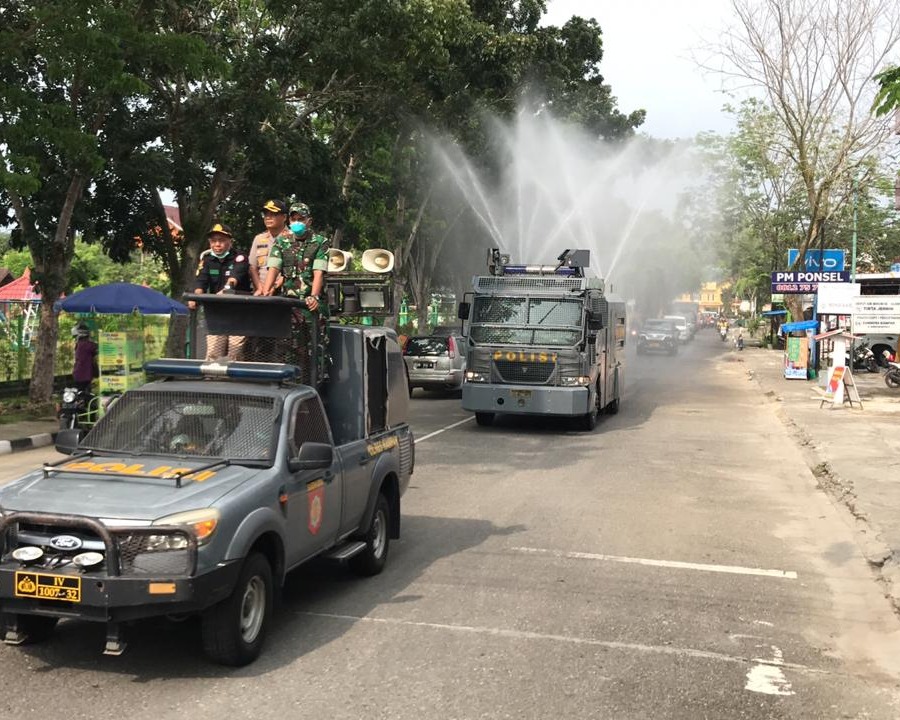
[[361, 248, 394, 273], [327, 248, 353, 273]]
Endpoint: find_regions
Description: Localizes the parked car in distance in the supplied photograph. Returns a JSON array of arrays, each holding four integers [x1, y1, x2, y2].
[[636, 319, 678, 356], [663, 315, 690, 343], [404, 335, 466, 393]]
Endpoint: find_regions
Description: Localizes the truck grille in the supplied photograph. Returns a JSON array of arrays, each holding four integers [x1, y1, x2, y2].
[[1, 514, 196, 577], [493, 359, 555, 384]]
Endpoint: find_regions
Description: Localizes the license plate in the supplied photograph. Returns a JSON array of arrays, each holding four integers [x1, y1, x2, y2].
[[15, 571, 81, 603], [511, 389, 532, 399], [415, 362, 434, 369]]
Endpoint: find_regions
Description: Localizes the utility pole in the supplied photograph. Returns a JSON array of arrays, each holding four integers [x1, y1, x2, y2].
[[851, 175, 858, 283]]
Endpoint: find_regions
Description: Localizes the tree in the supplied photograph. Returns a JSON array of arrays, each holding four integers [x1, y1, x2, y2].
[[0, 0, 206, 402], [706, 0, 900, 318]]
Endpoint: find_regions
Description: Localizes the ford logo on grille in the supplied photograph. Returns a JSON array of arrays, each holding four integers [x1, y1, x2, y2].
[[49, 535, 83, 551]]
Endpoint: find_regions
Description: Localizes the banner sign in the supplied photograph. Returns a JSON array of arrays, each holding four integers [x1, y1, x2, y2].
[[816, 282, 860, 315], [771, 271, 850, 294], [784, 336, 809, 379], [851, 296, 900, 334], [787, 248, 846, 271]]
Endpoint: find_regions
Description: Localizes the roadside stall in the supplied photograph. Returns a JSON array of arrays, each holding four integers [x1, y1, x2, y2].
[[54, 283, 187, 426], [778, 319, 818, 379]]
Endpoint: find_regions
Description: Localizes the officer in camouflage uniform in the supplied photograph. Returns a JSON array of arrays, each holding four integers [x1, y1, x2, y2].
[[261, 202, 330, 384]]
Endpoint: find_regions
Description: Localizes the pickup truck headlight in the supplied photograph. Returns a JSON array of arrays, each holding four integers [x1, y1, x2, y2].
[[465, 371, 488, 382], [150, 508, 220, 549], [560, 376, 591, 386]]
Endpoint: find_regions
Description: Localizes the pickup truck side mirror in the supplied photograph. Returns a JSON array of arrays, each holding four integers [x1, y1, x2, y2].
[[288, 441, 334, 472], [457, 302, 470, 320], [55, 428, 84, 455]]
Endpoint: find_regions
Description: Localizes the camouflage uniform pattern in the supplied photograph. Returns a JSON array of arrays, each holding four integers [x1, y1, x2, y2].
[[267, 232, 330, 384]]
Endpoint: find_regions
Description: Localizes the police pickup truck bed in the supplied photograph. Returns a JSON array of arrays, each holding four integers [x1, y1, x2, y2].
[[0, 325, 413, 666]]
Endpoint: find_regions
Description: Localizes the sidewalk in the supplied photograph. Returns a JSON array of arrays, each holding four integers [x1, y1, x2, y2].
[[0, 419, 60, 455], [738, 346, 900, 611]]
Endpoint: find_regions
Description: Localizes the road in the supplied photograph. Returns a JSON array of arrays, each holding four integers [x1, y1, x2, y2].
[[2, 333, 900, 719]]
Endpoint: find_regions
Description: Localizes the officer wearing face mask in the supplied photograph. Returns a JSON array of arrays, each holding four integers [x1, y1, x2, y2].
[[260, 202, 330, 383]]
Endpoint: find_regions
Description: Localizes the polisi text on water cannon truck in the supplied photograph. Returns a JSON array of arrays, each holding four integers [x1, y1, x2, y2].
[[458, 248, 625, 431], [0, 247, 414, 667]]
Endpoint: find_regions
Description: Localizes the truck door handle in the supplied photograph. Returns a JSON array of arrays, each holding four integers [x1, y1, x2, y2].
[[323, 470, 334, 482], [359, 456, 372, 466]]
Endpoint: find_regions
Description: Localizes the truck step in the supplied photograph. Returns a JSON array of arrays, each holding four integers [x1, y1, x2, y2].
[[326, 541, 367, 561]]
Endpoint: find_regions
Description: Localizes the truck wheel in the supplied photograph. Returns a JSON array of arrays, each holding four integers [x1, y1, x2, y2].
[[606, 397, 620, 415], [578, 388, 600, 431], [350, 493, 391, 577], [475, 412, 494, 427], [2, 614, 59, 643], [201, 553, 272, 666]]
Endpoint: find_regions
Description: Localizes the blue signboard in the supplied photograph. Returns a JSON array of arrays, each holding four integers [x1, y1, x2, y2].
[[787, 248, 845, 271]]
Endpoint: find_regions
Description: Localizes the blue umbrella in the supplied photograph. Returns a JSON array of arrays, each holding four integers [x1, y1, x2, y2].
[[54, 283, 188, 315]]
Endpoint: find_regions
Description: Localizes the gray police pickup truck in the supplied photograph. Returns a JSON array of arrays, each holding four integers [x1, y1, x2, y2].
[[0, 322, 413, 666]]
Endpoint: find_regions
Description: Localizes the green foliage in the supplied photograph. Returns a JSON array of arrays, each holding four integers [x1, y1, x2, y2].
[[873, 66, 900, 117]]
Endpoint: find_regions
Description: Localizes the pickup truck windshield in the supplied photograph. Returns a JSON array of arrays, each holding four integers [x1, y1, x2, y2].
[[81, 390, 279, 462], [469, 296, 583, 346]]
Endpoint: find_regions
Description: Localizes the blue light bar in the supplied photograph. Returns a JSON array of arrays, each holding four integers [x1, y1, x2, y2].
[[145, 359, 301, 381]]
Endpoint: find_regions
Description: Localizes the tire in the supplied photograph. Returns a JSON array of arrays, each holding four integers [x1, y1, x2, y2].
[[349, 493, 391, 577], [885, 368, 900, 389], [2, 614, 59, 644], [866, 357, 879, 373], [475, 412, 494, 427], [202, 552, 272, 667], [577, 386, 600, 431], [606, 397, 620, 415]]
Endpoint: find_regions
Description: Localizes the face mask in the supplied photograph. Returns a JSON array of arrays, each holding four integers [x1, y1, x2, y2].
[[290, 221, 307, 235], [210, 248, 229, 259]]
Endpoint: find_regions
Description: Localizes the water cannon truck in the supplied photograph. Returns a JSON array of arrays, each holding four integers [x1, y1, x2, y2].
[[458, 248, 625, 431]]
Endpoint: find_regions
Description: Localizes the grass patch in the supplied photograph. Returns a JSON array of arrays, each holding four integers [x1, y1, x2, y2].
[[0, 396, 56, 424]]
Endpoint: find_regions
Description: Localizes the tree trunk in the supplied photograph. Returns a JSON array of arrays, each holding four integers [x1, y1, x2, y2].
[[28, 175, 84, 405]]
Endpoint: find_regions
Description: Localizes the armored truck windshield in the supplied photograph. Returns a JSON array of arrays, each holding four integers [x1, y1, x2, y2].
[[469, 296, 583, 346], [80, 390, 279, 463]]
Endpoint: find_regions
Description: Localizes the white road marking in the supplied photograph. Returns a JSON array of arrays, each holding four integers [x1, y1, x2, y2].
[[745, 646, 795, 696], [299, 611, 824, 676], [416, 416, 475, 443], [511, 546, 798, 580]]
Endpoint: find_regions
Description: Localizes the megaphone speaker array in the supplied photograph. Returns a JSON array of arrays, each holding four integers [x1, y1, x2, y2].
[[327, 249, 353, 273], [361, 249, 395, 273]]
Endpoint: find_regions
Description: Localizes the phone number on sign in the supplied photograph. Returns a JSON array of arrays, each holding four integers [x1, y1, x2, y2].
[[772, 283, 817, 293]]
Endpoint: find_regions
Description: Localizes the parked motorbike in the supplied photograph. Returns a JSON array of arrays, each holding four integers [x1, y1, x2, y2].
[[58, 387, 90, 430], [57, 388, 112, 430], [885, 361, 900, 389], [845, 342, 878, 373]]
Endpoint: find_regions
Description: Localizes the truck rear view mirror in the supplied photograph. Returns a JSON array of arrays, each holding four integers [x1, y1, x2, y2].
[[55, 428, 84, 455], [288, 442, 334, 472]]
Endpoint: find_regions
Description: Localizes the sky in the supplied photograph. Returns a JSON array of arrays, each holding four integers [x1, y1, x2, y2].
[[544, 0, 737, 139]]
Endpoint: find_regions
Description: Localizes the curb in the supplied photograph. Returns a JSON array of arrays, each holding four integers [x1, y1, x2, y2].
[[0, 431, 58, 456], [743, 363, 900, 613]]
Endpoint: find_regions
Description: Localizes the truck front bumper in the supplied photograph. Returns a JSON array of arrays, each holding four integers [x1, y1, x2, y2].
[[462, 383, 591, 416], [0, 559, 242, 624]]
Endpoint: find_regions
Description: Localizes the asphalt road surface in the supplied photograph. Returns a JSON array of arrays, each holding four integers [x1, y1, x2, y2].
[[2, 333, 900, 719]]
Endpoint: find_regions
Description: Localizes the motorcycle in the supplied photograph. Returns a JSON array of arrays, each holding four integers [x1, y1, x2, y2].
[[845, 342, 879, 374], [57, 387, 111, 430], [719, 326, 728, 341], [58, 387, 91, 430], [885, 361, 900, 389], [734, 333, 744, 351]]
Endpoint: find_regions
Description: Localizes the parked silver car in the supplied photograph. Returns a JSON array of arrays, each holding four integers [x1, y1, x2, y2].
[[404, 335, 466, 393]]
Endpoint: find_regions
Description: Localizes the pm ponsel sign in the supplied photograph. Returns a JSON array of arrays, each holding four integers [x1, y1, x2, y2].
[[771, 271, 850, 293]]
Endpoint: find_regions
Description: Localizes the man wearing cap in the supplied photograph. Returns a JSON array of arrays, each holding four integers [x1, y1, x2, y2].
[[248, 199, 291, 294], [192, 222, 251, 361], [261, 202, 331, 383]]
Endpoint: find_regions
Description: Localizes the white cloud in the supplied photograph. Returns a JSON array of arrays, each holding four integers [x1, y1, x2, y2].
[[544, 0, 736, 139]]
